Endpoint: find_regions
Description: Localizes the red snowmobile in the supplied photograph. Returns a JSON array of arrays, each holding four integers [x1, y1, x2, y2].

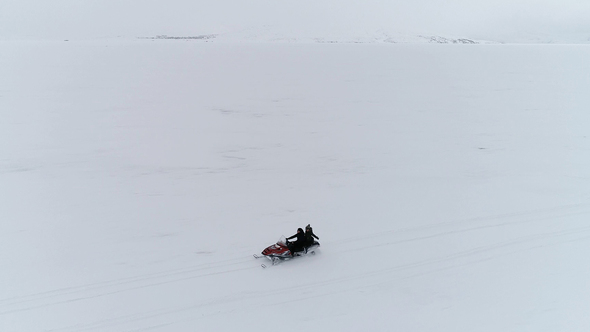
[[254, 236, 320, 268]]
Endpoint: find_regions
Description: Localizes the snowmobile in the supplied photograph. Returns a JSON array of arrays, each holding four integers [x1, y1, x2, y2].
[[254, 236, 320, 268]]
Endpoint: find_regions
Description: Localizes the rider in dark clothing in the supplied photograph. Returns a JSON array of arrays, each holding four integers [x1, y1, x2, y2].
[[304, 224, 319, 246], [286, 228, 305, 255]]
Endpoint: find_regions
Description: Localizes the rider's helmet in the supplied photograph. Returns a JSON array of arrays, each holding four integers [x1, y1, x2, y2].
[[305, 224, 312, 231], [297, 228, 303, 233]]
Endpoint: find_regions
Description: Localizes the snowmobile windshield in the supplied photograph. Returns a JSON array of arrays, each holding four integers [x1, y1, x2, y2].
[[278, 236, 287, 245]]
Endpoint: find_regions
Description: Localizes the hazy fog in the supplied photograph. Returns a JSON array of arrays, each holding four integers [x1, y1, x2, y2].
[[1, 1, 589, 42]]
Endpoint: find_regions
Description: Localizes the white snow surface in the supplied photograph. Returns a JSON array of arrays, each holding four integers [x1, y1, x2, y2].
[[2, 40, 590, 331]]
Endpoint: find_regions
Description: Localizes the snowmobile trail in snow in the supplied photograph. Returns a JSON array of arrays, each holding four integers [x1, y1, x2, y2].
[[0, 255, 258, 315]]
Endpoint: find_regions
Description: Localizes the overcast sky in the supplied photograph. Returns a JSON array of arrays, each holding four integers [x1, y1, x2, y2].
[[1, 0, 589, 41]]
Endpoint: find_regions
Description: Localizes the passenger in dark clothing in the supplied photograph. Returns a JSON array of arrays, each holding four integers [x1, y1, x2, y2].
[[304, 224, 319, 246], [286, 228, 305, 255]]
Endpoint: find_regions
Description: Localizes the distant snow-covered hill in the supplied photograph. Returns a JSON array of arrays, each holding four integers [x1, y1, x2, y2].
[[136, 25, 588, 44], [138, 27, 492, 44]]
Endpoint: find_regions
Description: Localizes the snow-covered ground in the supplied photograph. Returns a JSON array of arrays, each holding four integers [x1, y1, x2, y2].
[[1, 40, 590, 331]]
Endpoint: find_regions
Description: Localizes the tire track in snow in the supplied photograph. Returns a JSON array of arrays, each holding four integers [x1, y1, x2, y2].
[[46, 223, 590, 332], [8, 204, 589, 330], [265, 226, 590, 306], [0, 256, 257, 315], [331, 202, 590, 253]]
